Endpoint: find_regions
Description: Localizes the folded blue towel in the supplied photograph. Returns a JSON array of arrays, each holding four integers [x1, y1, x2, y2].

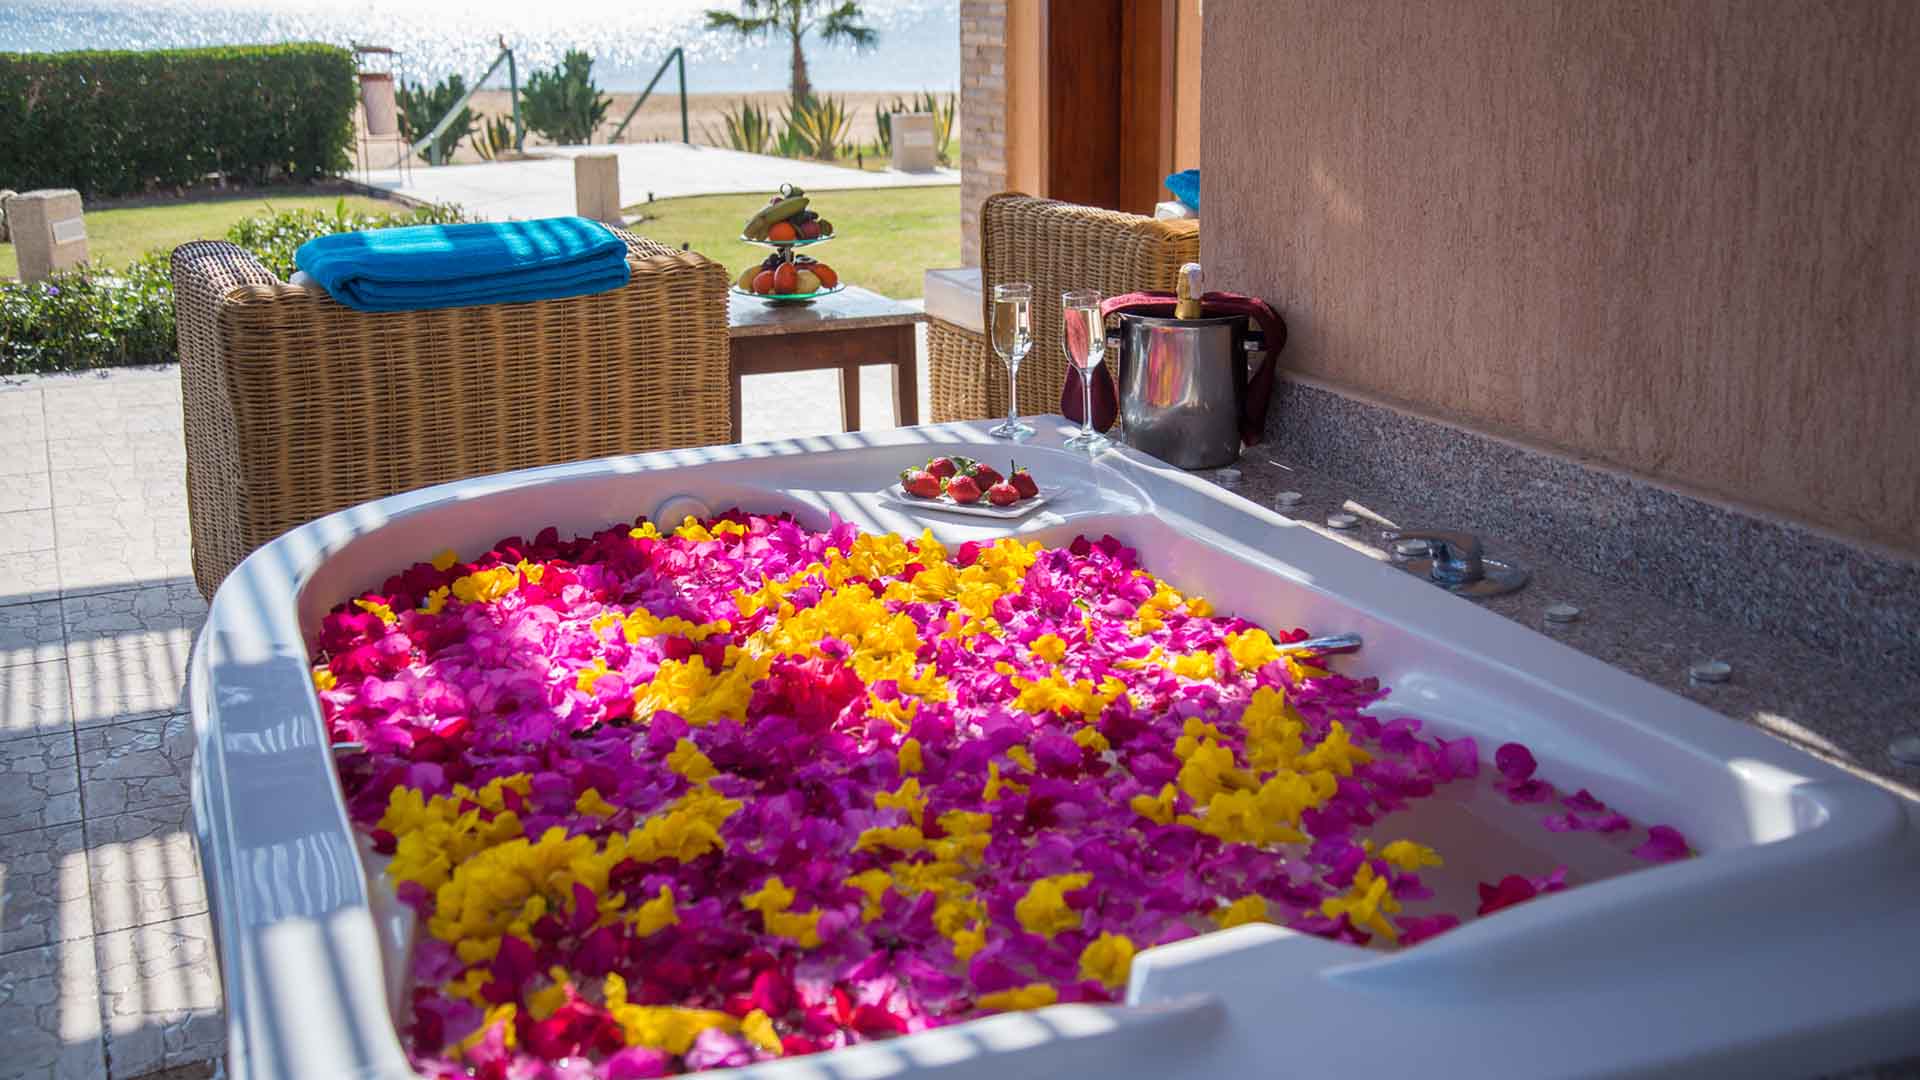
[[1164, 169, 1200, 211], [293, 216, 632, 313]]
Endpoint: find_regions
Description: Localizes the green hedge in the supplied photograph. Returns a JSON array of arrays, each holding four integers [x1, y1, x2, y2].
[[0, 200, 468, 375], [0, 44, 357, 198]]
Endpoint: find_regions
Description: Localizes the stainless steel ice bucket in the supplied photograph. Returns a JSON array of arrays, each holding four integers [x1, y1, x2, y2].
[[1116, 313, 1247, 469]]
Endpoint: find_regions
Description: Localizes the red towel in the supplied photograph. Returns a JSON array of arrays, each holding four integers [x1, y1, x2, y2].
[[1062, 291, 1288, 444]]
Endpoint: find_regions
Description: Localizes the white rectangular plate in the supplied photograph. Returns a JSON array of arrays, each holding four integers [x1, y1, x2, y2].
[[877, 481, 1054, 519]]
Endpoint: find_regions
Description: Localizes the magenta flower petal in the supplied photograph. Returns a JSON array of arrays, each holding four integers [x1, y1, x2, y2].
[[1397, 913, 1460, 945], [1494, 742, 1537, 781], [317, 513, 1686, 1078], [1632, 824, 1693, 862], [1561, 788, 1607, 813]]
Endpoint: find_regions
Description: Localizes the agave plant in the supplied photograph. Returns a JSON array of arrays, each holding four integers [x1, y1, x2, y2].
[[873, 94, 910, 157], [773, 123, 809, 160], [468, 115, 516, 161], [779, 94, 852, 161], [702, 98, 774, 155]]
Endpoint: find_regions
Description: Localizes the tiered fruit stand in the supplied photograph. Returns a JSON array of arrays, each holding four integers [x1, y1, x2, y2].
[[731, 185, 846, 305]]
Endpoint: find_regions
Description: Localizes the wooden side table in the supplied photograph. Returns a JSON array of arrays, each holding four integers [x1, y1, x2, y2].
[[727, 286, 926, 443]]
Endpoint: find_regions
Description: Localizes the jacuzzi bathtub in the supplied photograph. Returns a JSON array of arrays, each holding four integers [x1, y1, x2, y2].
[[188, 419, 1920, 1080]]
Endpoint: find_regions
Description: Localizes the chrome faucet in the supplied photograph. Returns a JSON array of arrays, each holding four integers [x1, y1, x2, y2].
[[1383, 528, 1529, 598]]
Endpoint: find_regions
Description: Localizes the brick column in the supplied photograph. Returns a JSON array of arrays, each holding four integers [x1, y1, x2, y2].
[[959, 0, 1008, 266]]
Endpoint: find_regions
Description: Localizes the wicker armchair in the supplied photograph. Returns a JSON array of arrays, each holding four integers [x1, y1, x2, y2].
[[929, 194, 1200, 423], [170, 228, 730, 598]]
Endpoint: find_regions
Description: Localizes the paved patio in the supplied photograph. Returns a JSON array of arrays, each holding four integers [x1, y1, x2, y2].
[[0, 334, 932, 1080], [0, 373, 211, 1080], [362, 142, 959, 221]]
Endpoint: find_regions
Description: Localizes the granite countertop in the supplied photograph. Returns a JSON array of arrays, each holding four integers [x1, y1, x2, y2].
[[728, 285, 927, 337], [1194, 448, 1920, 803]]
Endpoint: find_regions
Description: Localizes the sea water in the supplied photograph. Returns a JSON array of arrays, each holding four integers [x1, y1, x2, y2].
[[0, 0, 960, 93]]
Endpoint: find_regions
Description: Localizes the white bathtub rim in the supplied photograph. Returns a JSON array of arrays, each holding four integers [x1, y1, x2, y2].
[[190, 418, 1920, 1080]]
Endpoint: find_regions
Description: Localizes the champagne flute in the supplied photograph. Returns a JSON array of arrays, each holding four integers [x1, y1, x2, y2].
[[1061, 288, 1109, 450], [988, 283, 1034, 439]]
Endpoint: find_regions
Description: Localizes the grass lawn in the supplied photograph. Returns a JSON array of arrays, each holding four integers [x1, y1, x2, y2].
[[626, 185, 959, 299], [0, 193, 399, 280]]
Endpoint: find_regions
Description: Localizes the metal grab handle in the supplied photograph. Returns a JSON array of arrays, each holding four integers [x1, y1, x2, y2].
[[1275, 632, 1362, 657], [1383, 529, 1485, 585]]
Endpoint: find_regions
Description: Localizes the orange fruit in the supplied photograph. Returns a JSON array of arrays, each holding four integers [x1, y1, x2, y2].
[[752, 270, 776, 294], [768, 221, 798, 242], [811, 262, 838, 289], [773, 262, 799, 293]]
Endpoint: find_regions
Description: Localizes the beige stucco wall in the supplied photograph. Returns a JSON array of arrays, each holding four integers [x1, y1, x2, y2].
[[1202, 1, 1920, 554]]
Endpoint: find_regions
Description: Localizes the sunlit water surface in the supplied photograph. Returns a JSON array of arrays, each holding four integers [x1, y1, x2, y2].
[[0, 0, 959, 92]]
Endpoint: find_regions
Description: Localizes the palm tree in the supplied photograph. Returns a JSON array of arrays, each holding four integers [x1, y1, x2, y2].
[[705, 0, 878, 104]]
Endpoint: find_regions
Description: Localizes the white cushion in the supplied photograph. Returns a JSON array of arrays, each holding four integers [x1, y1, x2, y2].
[[922, 267, 983, 334]]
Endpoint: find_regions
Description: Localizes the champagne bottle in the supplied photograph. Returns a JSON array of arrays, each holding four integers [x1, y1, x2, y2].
[[1175, 262, 1203, 320]]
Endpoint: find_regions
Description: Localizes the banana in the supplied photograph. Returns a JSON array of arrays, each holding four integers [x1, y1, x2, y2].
[[765, 196, 809, 225], [742, 194, 810, 240]]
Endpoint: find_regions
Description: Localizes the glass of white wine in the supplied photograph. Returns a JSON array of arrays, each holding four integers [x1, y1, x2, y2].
[[989, 282, 1034, 439], [1061, 288, 1109, 450]]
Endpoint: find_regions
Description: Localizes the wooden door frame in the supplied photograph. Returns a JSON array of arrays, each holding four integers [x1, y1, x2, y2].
[[1035, 0, 1180, 214]]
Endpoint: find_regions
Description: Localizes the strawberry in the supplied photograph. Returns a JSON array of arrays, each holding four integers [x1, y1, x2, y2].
[[945, 474, 982, 504], [901, 470, 940, 498], [1010, 465, 1039, 499], [925, 457, 960, 481], [986, 481, 1019, 506], [969, 462, 1004, 488]]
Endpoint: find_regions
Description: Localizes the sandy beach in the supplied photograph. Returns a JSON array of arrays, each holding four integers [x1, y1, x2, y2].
[[419, 90, 955, 165]]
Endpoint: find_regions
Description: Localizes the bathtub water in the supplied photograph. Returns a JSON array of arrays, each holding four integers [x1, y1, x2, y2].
[[190, 420, 1920, 1079]]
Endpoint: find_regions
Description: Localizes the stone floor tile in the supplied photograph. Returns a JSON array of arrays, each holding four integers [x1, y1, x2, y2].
[[0, 936, 107, 1080], [0, 400, 47, 475], [0, 731, 82, 836], [48, 468, 184, 508], [0, 408, 48, 446], [68, 636, 189, 730], [42, 376, 178, 414], [78, 714, 192, 818], [56, 546, 195, 599], [0, 659, 73, 745], [52, 501, 190, 548], [38, 403, 179, 440], [0, 552, 62, 608], [51, 501, 193, 596], [0, 450, 50, 478], [0, 509, 56, 553], [44, 434, 185, 473], [0, 822, 92, 956], [119, 1063, 216, 1080], [95, 912, 224, 1079], [61, 584, 205, 664], [0, 404, 47, 449], [0, 598, 65, 668], [0, 388, 45, 415], [83, 803, 204, 936], [0, 471, 53, 514]]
